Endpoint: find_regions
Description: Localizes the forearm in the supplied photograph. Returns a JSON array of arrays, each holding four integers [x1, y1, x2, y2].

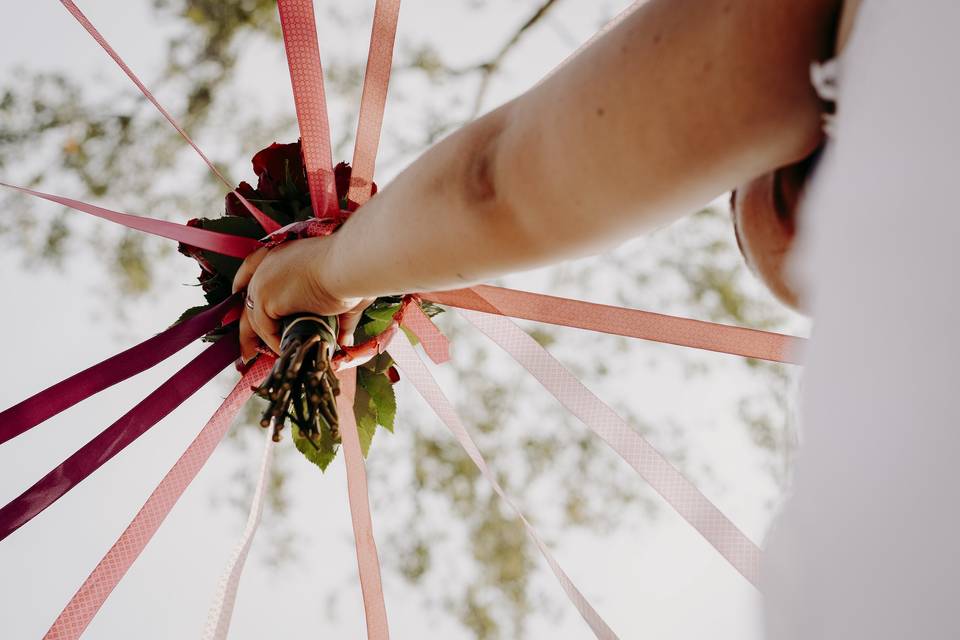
[[325, 106, 525, 298], [325, 0, 841, 300]]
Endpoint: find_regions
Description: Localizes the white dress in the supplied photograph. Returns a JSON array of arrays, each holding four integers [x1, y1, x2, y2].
[[762, 2, 960, 638]]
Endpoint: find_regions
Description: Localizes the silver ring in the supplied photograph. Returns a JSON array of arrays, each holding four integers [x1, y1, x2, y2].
[[244, 295, 255, 310]]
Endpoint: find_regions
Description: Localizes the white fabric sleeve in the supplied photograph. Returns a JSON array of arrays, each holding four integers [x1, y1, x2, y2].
[[762, 2, 960, 639]]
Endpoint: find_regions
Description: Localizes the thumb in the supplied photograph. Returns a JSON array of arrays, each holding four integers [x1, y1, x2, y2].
[[232, 246, 269, 294], [337, 297, 375, 346]]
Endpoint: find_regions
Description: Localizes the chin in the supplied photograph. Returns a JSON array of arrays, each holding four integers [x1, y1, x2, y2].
[[731, 156, 817, 315]]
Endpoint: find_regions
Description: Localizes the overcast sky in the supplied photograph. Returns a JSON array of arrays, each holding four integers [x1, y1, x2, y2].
[[0, 2, 798, 638]]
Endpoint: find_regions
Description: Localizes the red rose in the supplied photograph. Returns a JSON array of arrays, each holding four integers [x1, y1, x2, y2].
[[223, 180, 258, 218], [334, 161, 378, 212], [177, 218, 217, 278], [251, 141, 307, 199], [334, 161, 351, 203], [386, 366, 400, 384]]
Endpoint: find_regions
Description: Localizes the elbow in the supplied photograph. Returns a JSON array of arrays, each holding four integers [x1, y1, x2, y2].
[[457, 104, 538, 251]]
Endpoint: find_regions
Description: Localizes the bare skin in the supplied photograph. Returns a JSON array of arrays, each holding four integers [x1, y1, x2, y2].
[[234, 0, 845, 360], [730, 0, 862, 311]]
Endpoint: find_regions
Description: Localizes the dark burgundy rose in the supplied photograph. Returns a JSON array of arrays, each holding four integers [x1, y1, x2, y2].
[[177, 219, 220, 291], [177, 218, 215, 274], [386, 366, 400, 384], [224, 180, 258, 218], [334, 161, 378, 212], [334, 161, 351, 203], [251, 141, 307, 199]]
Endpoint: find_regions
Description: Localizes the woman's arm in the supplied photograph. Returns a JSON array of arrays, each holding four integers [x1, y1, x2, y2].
[[235, 0, 841, 357]]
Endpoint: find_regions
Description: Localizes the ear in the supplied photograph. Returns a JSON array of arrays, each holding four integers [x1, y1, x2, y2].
[[731, 154, 817, 313]]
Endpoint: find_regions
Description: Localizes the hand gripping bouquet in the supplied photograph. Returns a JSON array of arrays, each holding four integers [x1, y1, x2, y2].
[[178, 140, 440, 470]]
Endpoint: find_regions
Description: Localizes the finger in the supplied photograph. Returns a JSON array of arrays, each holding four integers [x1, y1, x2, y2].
[[238, 309, 260, 364], [250, 301, 282, 355], [232, 246, 269, 294], [337, 297, 375, 344]]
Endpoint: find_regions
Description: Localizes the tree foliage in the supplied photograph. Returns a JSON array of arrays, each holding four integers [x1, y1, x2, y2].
[[0, 1, 806, 637]]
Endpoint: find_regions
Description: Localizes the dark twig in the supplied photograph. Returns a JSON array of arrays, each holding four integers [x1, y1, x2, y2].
[[467, 0, 562, 117]]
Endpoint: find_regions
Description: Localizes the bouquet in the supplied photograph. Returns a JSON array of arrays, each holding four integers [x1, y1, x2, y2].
[[177, 140, 439, 470]]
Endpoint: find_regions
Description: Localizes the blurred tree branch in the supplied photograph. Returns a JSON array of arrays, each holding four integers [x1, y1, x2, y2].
[[0, 2, 804, 638]]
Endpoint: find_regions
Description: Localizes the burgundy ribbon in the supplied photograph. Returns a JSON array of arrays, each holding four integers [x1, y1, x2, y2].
[[43, 357, 275, 640], [0, 334, 239, 543], [0, 295, 240, 447]]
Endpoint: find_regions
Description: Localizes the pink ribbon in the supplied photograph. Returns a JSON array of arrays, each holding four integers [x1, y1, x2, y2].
[[59, 0, 279, 234], [459, 309, 763, 587], [202, 419, 277, 640], [277, 0, 339, 219], [0, 183, 261, 259], [390, 337, 618, 639], [334, 369, 390, 639], [28, 0, 805, 635], [424, 285, 803, 364], [349, 0, 401, 204], [44, 357, 274, 639], [399, 300, 451, 364]]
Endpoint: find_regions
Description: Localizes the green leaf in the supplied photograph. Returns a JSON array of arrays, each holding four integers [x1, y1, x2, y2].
[[361, 302, 402, 337], [353, 382, 378, 456], [400, 325, 420, 346], [199, 250, 243, 284], [291, 424, 337, 471], [420, 301, 445, 318], [364, 302, 402, 321], [196, 215, 266, 240], [362, 352, 395, 375], [358, 368, 397, 433], [173, 302, 214, 326]]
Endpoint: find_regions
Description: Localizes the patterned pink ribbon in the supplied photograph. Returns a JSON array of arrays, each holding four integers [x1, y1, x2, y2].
[[32, 0, 807, 635], [335, 369, 390, 639], [459, 309, 763, 586], [44, 357, 274, 639], [349, 0, 401, 204], [277, 0, 339, 219], [390, 337, 618, 639], [202, 420, 277, 640], [424, 285, 804, 365], [400, 301, 451, 364]]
